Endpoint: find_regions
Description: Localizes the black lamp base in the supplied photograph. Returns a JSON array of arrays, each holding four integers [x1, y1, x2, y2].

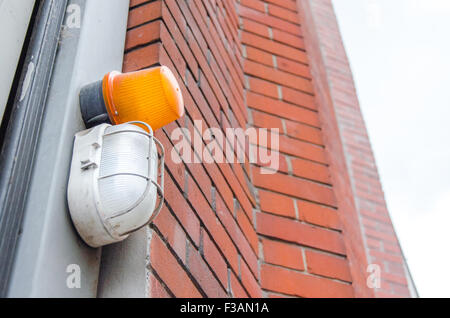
[[79, 80, 111, 128]]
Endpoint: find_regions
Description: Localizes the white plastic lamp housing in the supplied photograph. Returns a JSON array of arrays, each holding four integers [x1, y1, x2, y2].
[[67, 122, 164, 247]]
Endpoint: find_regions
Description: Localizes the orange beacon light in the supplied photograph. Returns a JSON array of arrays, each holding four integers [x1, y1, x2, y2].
[[80, 66, 184, 130]]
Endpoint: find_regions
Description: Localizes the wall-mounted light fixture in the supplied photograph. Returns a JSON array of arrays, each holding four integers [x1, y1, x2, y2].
[[67, 122, 165, 247], [68, 65, 184, 247]]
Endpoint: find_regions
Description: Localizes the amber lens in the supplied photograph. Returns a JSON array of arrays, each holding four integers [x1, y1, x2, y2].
[[102, 66, 184, 131]]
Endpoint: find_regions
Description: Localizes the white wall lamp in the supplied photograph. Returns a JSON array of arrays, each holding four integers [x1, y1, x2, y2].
[[67, 66, 183, 247], [67, 121, 165, 247]]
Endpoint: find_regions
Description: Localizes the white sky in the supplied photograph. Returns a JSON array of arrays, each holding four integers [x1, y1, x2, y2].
[[332, 0, 450, 298]]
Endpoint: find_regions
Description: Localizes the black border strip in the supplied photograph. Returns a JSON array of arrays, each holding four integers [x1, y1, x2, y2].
[[0, 0, 68, 297]]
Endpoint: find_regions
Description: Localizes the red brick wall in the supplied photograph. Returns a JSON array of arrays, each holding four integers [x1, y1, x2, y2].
[[122, 0, 411, 298], [125, 0, 257, 298], [297, 0, 412, 297], [239, 0, 357, 297]]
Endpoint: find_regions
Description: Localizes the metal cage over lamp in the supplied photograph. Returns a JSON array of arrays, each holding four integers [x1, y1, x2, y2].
[[67, 122, 164, 247]]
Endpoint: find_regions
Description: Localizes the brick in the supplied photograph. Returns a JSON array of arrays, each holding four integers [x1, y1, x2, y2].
[[272, 29, 305, 49], [149, 274, 171, 298], [241, 18, 270, 38], [366, 237, 381, 250], [386, 261, 406, 276], [248, 77, 279, 99], [240, 258, 262, 297], [365, 228, 398, 243], [236, 205, 259, 255], [130, 0, 148, 8], [125, 20, 161, 51], [257, 212, 346, 255], [305, 250, 352, 282], [187, 240, 228, 297], [362, 217, 378, 230], [281, 86, 317, 110], [246, 91, 320, 127], [389, 283, 410, 296], [164, 0, 187, 35], [183, 73, 225, 140], [284, 120, 322, 144], [268, 293, 294, 298], [291, 158, 331, 184], [277, 135, 327, 163], [240, 0, 266, 12], [150, 234, 202, 298], [297, 200, 341, 230], [268, 4, 300, 24], [245, 46, 274, 67], [252, 146, 289, 173], [127, 0, 162, 29], [245, 60, 313, 93], [161, 24, 187, 79], [261, 264, 354, 298], [202, 230, 228, 290], [216, 195, 258, 277], [186, 162, 212, 204], [123, 42, 161, 72], [216, 161, 254, 221], [187, 175, 239, 275], [265, 0, 298, 11], [230, 271, 248, 298], [360, 208, 391, 224], [238, 5, 301, 35], [189, 0, 244, 91], [242, 31, 308, 64], [276, 56, 310, 78], [370, 250, 404, 264], [262, 239, 304, 271], [252, 110, 284, 131], [153, 206, 187, 261], [252, 169, 337, 207], [164, 173, 201, 246], [384, 242, 402, 254], [383, 272, 408, 286], [230, 164, 256, 212], [258, 189, 296, 218], [158, 127, 185, 185], [162, 3, 199, 78]]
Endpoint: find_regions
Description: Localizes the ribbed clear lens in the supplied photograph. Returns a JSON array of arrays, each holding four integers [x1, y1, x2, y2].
[[98, 175, 147, 216], [98, 125, 150, 217]]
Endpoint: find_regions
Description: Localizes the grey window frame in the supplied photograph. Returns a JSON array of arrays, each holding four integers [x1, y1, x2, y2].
[[4, 0, 129, 297]]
